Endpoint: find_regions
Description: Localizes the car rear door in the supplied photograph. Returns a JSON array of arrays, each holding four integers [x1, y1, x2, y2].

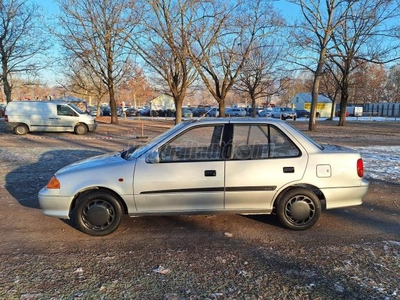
[[224, 123, 308, 211], [133, 124, 226, 213]]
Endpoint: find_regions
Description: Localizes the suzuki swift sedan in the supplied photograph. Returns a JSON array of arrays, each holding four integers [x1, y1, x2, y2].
[[39, 118, 369, 236]]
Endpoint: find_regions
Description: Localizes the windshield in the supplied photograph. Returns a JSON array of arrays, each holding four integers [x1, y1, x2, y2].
[[67, 103, 84, 114], [123, 121, 189, 160]]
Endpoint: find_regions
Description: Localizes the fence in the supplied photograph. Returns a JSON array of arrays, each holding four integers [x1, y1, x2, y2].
[[363, 103, 400, 118]]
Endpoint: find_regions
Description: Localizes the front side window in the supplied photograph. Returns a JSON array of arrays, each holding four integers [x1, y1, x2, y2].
[[57, 105, 77, 117], [231, 124, 300, 160], [159, 125, 224, 162]]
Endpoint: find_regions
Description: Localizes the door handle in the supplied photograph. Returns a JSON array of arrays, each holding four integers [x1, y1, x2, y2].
[[204, 170, 216, 177], [283, 167, 295, 173]]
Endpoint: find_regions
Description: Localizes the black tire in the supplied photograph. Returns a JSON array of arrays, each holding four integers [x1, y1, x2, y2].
[[74, 191, 123, 236], [14, 124, 29, 135], [74, 123, 88, 135], [276, 188, 321, 230]]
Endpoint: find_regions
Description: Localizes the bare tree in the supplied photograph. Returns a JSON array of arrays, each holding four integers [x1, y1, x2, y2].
[[60, 57, 109, 114], [128, 0, 198, 124], [319, 64, 341, 118], [54, 0, 140, 124], [235, 42, 286, 117], [187, 0, 275, 117], [288, 0, 355, 131], [119, 67, 154, 108], [327, 0, 400, 126], [0, 0, 49, 103], [385, 64, 400, 103], [279, 74, 314, 108]]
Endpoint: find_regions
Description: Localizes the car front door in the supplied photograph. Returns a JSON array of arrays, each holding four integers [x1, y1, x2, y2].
[[224, 124, 308, 212], [52, 104, 78, 131], [133, 124, 226, 213]]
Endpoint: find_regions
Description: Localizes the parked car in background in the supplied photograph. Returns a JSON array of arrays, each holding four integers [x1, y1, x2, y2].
[[139, 107, 151, 116], [182, 107, 193, 118], [100, 106, 111, 116], [295, 109, 310, 118], [226, 107, 246, 117], [335, 110, 350, 117], [271, 107, 297, 120], [125, 107, 138, 117], [38, 118, 369, 236], [0, 103, 6, 118], [206, 107, 219, 117], [258, 108, 272, 117], [192, 106, 210, 117], [87, 105, 98, 116]]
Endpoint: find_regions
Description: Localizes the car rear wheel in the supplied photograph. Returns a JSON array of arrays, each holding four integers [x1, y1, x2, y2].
[[74, 191, 123, 236], [14, 124, 29, 135], [74, 123, 88, 135], [276, 188, 321, 230]]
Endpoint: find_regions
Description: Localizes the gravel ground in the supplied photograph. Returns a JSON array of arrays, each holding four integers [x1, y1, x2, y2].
[[0, 117, 399, 300]]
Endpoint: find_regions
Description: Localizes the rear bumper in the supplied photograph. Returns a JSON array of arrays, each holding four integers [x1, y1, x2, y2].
[[322, 179, 369, 209]]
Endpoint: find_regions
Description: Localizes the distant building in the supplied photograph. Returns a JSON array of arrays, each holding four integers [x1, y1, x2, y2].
[[150, 94, 175, 111], [291, 93, 332, 118]]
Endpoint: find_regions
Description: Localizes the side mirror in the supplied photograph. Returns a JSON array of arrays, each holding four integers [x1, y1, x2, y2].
[[145, 150, 160, 164]]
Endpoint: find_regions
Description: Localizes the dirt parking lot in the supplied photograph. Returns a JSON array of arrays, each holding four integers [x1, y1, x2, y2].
[[0, 118, 399, 299]]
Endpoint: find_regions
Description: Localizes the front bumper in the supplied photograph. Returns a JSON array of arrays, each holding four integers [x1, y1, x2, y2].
[[38, 187, 72, 219]]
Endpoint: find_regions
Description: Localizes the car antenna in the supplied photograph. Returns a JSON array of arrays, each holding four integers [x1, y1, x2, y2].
[[197, 106, 215, 121]]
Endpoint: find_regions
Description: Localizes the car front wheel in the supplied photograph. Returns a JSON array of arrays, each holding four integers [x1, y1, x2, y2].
[[276, 188, 321, 230], [74, 191, 123, 236], [74, 123, 88, 135]]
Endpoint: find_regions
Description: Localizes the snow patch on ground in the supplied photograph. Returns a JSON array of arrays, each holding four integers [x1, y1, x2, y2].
[[352, 146, 400, 184]]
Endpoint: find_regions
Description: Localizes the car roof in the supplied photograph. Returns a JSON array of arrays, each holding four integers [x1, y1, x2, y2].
[[182, 118, 321, 153], [185, 117, 282, 125]]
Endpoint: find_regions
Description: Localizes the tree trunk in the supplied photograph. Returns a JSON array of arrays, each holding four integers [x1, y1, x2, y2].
[[2, 63, 12, 103], [308, 75, 321, 131], [174, 97, 183, 125], [338, 73, 349, 126], [109, 86, 119, 124], [251, 96, 257, 118], [219, 100, 225, 118]]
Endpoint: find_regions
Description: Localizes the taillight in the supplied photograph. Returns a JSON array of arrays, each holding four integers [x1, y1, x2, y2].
[[5, 115, 8, 123], [357, 158, 364, 178]]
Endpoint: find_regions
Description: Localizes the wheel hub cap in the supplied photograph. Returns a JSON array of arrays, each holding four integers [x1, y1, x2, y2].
[[85, 202, 113, 227]]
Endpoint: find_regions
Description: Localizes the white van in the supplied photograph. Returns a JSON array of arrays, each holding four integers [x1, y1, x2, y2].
[[5, 101, 97, 135]]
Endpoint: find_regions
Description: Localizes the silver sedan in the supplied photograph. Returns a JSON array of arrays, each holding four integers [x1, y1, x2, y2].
[[39, 118, 369, 236]]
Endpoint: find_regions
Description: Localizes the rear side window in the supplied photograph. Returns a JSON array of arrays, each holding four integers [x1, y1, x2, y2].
[[231, 124, 300, 160]]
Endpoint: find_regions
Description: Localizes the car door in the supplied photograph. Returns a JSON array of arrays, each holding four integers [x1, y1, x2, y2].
[[133, 124, 226, 213], [53, 104, 78, 131], [224, 124, 308, 211]]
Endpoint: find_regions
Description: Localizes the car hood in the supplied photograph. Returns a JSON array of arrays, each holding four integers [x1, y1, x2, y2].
[[56, 152, 125, 176]]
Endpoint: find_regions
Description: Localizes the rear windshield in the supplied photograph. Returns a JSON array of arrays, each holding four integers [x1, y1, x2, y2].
[[287, 123, 324, 150]]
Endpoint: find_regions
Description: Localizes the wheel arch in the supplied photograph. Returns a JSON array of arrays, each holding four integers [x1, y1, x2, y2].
[[74, 122, 89, 134], [70, 187, 128, 215], [273, 184, 326, 211], [13, 122, 30, 134]]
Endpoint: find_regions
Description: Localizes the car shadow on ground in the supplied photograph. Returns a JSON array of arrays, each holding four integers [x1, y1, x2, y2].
[[5, 149, 104, 209]]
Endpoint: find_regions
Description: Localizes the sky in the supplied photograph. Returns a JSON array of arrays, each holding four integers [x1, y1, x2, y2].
[[35, 0, 299, 16]]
